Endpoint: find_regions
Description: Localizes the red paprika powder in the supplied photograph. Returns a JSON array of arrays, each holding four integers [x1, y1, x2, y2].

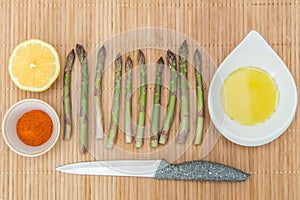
[[16, 110, 53, 146]]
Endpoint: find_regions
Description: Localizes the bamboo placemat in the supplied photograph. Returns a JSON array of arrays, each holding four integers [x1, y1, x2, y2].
[[0, 0, 299, 199]]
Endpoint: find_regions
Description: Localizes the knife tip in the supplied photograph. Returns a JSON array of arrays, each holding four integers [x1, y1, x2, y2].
[[55, 166, 62, 172], [55, 166, 67, 173]]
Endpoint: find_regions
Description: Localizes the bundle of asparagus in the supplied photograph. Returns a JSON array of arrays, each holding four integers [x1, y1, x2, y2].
[[63, 41, 205, 152]]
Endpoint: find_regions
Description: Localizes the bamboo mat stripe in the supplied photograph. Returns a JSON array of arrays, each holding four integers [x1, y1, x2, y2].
[[0, 0, 300, 199]]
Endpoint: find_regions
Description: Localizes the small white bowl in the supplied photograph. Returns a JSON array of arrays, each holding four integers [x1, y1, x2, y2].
[[2, 99, 60, 157], [208, 30, 298, 146]]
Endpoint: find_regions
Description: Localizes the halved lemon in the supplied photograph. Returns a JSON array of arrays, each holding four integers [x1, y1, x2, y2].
[[9, 39, 60, 92]]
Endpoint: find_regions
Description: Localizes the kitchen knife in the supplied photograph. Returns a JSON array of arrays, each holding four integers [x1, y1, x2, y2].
[[56, 159, 250, 182]]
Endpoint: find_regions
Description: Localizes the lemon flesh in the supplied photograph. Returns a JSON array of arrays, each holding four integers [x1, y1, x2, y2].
[[9, 39, 60, 92]]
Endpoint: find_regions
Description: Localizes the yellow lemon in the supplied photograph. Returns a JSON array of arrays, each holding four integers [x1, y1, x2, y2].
[[9, 39, 60, 92]]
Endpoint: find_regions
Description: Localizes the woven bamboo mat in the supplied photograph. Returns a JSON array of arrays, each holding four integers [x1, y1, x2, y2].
[[0, 0, 299, 199]]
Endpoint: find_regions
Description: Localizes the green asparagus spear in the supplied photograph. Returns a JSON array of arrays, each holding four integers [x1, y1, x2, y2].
[[194, 49, 204, 145], [150, 57, 164, 147], [135, 50, 146, 148], [106, 54, 122, 149], [94, 45, 106, 139], [125, 56, 133, 143], [76, 44, 89, 153], [177, 40, 190, 144], [159, 50, 177, 145], [63, 49, 75, 140]]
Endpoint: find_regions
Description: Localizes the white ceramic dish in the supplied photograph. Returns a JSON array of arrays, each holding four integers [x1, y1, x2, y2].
[[208, 30, 298, 146], [2, 99, 60, 157]]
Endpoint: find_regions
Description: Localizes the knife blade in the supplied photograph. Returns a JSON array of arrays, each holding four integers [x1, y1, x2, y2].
[[56, 159, 250, 182]]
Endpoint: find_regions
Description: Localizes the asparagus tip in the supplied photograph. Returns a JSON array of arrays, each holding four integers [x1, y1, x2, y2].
[[166, 50, 176, 66], [97, 45, 106, 61], [179, 40, 188, 58], [115, 53, 122, 66], [125, 56, 133, 71], [138, 49, 145, 64], [100, 45, 106, 52], [75, 44, 87, 61], [64, 49, 75, 72], [116, 52, 121, 58], [157, 57, 164, 65], [194, 49, 201, 70], [67, 49, 75, 61]]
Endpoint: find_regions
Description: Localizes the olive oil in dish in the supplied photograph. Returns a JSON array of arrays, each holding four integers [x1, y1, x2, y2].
[[221, 67, 279, 126]]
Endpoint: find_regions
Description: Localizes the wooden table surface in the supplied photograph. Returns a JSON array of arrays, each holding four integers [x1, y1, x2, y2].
[[0, 0, 299, 199]]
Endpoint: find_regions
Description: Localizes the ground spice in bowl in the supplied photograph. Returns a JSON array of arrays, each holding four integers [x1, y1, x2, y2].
[[16, 110, 53, 146]]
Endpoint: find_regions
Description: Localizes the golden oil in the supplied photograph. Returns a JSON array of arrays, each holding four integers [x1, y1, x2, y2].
[[221, 67, 279, 126]]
